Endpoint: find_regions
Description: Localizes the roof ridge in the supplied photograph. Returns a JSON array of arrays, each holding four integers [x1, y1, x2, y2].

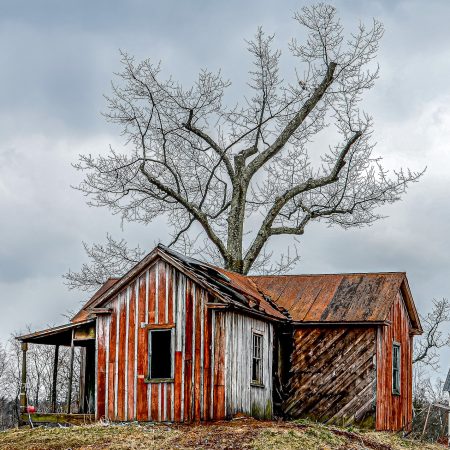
[[248, 271, 407, 278]]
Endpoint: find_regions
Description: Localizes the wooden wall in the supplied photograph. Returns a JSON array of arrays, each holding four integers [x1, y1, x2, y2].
[[224, 311, 273, 419], [376, 291, 413, 431], [283, 326, 377, 427], [95, 259, 226, 422]]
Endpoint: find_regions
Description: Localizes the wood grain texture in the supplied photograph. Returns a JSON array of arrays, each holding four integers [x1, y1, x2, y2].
[[136, 275, 148, 420], [127, 284, 136, 420], [117, 293, 127, 420], [283, 326, 376, 427], [224, 311, 273, 419]]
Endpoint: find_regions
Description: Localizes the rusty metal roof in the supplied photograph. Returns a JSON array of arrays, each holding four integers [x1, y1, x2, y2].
[[211, 266, 287, 320], [249, 272, 421, 332], [69, 246, 421, 331]]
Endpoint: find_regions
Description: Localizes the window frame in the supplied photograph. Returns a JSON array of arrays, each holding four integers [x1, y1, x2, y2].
[[251, 331, 264, 387], [146, 325, 175, 383], [392, 341, 401, 396]]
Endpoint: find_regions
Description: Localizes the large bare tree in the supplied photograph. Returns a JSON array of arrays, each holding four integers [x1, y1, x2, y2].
[[66, 4, 422, 290]]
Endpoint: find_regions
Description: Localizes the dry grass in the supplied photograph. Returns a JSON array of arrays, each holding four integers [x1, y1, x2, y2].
[[0, 418, 446, 450]]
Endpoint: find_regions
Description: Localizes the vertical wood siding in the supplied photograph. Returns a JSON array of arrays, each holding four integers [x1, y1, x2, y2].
[[224, 311, 273, 419], [376, 291, 413, 431], [95, 259, 226, 422], [284, 326, 377, 427]]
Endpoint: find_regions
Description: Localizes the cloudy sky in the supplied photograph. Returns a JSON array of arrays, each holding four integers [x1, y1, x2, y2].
[[1, 0, 449, 378]]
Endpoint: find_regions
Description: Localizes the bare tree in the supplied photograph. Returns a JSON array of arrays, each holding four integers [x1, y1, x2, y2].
[[411, 369, 449, 443], [65, 234, 144, 292], [66, 4, 422, 290], [413, 298, 450, 369]]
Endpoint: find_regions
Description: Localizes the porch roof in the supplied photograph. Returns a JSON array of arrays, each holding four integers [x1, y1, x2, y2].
[[17, 319, 95, 346]]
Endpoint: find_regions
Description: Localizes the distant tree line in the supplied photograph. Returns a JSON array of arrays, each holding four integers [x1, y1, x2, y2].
[[0, 332, 80, 430]]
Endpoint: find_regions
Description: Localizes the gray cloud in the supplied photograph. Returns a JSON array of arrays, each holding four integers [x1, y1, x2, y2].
[[1, 0, 449, 377]]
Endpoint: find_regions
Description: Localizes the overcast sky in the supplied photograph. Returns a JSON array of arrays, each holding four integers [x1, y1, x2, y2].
[[1, 0, 449, 379]]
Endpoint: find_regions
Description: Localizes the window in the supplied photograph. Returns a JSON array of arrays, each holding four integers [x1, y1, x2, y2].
[[251, 332, 263, 385], [392, 342, 401, 395], [148, 329, 173, 380]]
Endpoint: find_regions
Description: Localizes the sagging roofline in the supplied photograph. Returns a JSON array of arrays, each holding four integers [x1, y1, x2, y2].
[[75, 244, 287, 323]]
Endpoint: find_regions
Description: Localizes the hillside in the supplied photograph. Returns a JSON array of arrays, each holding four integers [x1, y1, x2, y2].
[[0, 419, 446, 450]]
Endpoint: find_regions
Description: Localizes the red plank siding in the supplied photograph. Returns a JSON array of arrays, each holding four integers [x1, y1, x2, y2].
[[107, 299, 117, 419], [127, 283, 136, 420], [97, 258, 226, 423], [117, 293, 127, 420], [174, 351, 183, 421], [136, 275, 148, 421], [376, 291, 413, 431], [184, 279, 194, 421], [96, 317, 107, 419]]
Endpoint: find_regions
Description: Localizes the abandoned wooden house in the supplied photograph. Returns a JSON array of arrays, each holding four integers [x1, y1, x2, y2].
[[18, 244, 422, 430]]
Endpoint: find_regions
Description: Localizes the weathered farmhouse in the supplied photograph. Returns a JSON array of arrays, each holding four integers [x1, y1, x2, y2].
[[18, 245, 422, 430]]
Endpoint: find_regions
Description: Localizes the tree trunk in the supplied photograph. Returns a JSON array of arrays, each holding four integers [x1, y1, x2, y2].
[[225, 167, 248, 273]]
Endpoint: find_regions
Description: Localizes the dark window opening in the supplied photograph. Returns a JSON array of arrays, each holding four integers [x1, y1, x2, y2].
[[392, 342, 401, 395], [149, 329, 173, 379], [251, 332, 263, 385]]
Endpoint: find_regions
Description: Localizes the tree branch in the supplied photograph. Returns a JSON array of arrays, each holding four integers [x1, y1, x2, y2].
[[184, 109, 235, 179], [139, 162, 228, 260], [245, 62, 337, 177], [243, 131, 362, 273]]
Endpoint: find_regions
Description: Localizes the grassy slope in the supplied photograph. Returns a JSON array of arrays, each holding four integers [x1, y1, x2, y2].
[[0, 419, 446, 450]]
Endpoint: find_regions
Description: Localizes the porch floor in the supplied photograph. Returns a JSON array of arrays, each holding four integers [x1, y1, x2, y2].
[[20, 412, 95, 426]]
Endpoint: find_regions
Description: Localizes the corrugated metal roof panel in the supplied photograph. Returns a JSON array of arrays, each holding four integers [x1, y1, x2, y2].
[[249, 273, 406, 324]]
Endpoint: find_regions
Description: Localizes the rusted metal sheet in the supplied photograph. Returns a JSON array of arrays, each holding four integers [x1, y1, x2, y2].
[[376, 291, 413, 431], [283, 326, 377, 427], [250, 273, 422, 333]]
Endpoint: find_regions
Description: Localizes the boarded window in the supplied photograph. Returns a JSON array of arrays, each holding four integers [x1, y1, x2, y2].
[[148, 329, 173, 379], [392, 342, 401, 395], [251, 332, 263, 385]]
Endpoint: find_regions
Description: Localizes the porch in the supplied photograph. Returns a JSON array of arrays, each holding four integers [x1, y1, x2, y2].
[[18, 319, 98, 426]]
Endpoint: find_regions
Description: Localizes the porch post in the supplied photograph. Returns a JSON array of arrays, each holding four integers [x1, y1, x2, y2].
[[51, 345, 59, 412], [66, 330, 75, 414], [19, 342, 28, 412]]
